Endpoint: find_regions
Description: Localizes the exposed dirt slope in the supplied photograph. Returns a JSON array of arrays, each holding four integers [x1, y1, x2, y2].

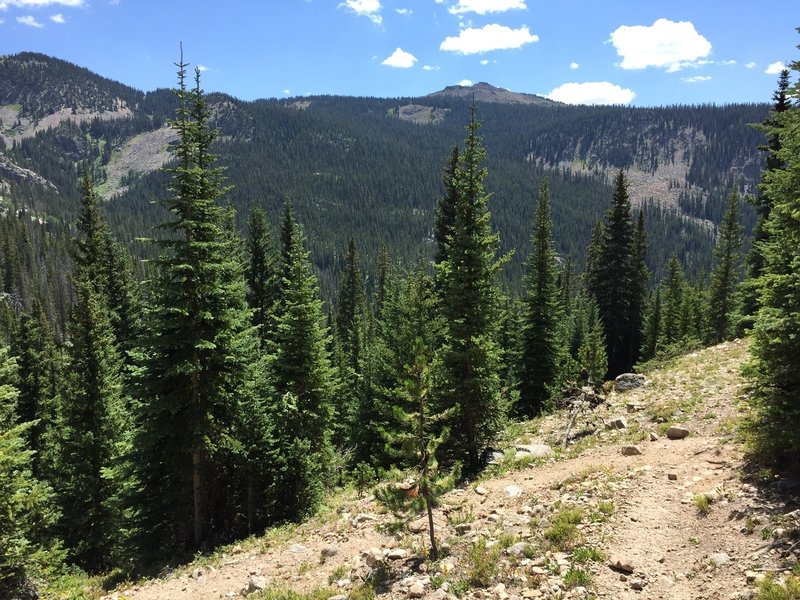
[[107, 340, 800, 600]]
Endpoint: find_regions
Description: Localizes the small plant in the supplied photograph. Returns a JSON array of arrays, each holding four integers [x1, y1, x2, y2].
[[688, 536, 699, 545], [466, 537, 500, 587], [446, 505, 475, 526], [744, 516, 760, 535], [564, 567, 592, 589], [328, 564, 348, 584], [498, 533, 517, 549], [450, 579, 470, 598], [544, 508, 584, 551], [754, 574, 800, 600], [693, 494, 711, 516], [522, 543, 538, 559], [572, 546, 605, 564], [298, 561, 314, 575], [761, 527, 774, 540]]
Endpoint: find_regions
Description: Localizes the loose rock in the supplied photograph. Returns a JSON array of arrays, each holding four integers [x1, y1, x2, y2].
[[621, 445, 643, 456], [615, 373, 646, 391], [514, 444, 555, 458], [247, 576, 268, 593], [609, 555, 635, 574], [666, 426, 690, 440], [605, 417, 628, 430]]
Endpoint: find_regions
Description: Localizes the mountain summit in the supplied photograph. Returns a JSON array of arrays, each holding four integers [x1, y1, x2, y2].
[[427, 81, 556, 106]]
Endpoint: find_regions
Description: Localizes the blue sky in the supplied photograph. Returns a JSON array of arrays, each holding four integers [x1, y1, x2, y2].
[[0, 0, 798, 106]]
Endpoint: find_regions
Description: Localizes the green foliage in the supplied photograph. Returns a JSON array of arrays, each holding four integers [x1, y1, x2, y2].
[[543, 508, 584, 551], [517, 179, 562, 415], [0, 346, 65, 598], [748, 40, 800, 469], [435, 107, 508, 472], [588, 171, 647, 377], [465, 537, 499, 587], [245, 207, 281, 348], [563, 567, 592, 589], [706, 188, 744, 344], [755, 574, 800, 600]]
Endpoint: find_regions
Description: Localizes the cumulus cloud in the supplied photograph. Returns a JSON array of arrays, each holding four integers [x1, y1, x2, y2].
[[449, 0, 525, 15], [683, 75, 711, 83], [395, 7, 411, 14], [422, 64, 440, 71], [340, 0, 382, 25], [440, 23, 538, 54], [721, 59, 736, 66], [480, 58, 489, 65], [765, 61, 785, 74], [458, 79, 474, 86], [17, 14, 42, 26], [609, 18, 711, 72], [569, 62, 579, 70], [49, 12, 64, 21], [196, 64, 208, 72], [745, 61, 756, 69], [283, 89, 291, 95], [546, 82, 635, 105], [2, 0, 83, 6], [382, 47, 417, 68]]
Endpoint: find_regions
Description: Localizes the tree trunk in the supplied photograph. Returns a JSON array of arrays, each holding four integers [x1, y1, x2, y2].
[[193, 447, 205, 546]]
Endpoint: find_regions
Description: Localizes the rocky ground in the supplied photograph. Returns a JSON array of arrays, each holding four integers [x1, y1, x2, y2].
[[106, 340, 800, 600]]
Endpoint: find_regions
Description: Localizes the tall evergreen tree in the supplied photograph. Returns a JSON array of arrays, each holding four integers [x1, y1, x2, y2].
[[630, 210, 649, 364], [517, 179, 561, 416], [0, 346, 64, 598], [270, 217, 335, 520], [336, 238, 366, 369], [59, 172, 127, 570], [707, 188, 744, 344], [641, 289, 662, 361], [662, 255, 685, 345], [436, 107, 507, 472], [131, 60, 258, 556], [434, 145, 460, 265], [588, 170, 643, 377], [245, 207, 280, 348], [749, 46, 800, 466]]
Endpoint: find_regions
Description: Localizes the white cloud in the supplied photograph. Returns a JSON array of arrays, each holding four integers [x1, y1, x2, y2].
[[546, 81, 635, 105], [49, 12, 63, 21], [609, 18, 711, 72], [440, 23, 538, 54], [449, 0, 525, 15], [721, 59, 736, 66], [683, 75, 711, 83], [382, 47, 417, 68], [196, 64, 208, 72], [569, 62, 579, 70], [283, 89, 291, 95], [17, 14, 42, 26], [340, 0, 382, 25], [765, 61, 785, 74], [2, 0, 83, 6], [422, 65, 440, 71], [745, 61, 756, 69], [480, 58, 488, 65], [458, 79, 474, 86], [395, 7, 411, 14]]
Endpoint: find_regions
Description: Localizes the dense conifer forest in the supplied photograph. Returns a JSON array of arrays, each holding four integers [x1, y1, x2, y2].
[[1, 46, 799, 597]]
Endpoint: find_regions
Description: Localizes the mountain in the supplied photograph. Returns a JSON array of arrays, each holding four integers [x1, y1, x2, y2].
[[0, 52, 770, 318], [427, 81, 556, 106]]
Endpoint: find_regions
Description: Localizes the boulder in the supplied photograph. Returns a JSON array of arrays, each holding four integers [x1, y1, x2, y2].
[[666, 426, 690, 440], [320, 544, 338, 559], [609, 555, 635, 574], [621, 445, 643, 456], [605, 417, 628, 430], [247, 576, 268, 593], [615, 373, 646, 392]]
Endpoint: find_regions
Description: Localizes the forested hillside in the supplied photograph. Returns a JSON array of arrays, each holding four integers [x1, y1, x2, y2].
[[0, 52, 766, 313], [2, 44, 799, 600]]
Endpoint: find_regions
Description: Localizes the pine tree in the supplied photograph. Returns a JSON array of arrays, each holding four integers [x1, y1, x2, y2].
[[270, 217, 334, 520], [131, 60, 258, 556], [588, 170, 644, 377], [577, 300, 607, 386], [630, 210, 649, 364], [59, 172, 127, 570], [662, 255, 685, 345], [748, 45, 800, 465], [517, 179, 561, 416], [0, 346, 64, 598], [641, 289, 662, 361], [245, 207, 280, 348], [434, 145, 460, 265], [706, 188, 743, 344], [436, 107, 507, 473]]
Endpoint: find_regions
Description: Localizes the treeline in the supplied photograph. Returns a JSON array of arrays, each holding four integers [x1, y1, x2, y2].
[[0, 61, 770, 597]]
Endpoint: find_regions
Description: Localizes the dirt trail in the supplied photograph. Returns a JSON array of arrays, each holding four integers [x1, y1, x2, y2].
[[109, 340, 800, 600]]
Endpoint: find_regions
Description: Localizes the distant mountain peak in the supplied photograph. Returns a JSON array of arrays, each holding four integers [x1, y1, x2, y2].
[[427, 81, 557, 106]]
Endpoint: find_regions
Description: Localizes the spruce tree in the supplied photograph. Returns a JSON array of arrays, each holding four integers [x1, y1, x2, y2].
[[578, 300, 608, 386], [59, 172, 127, 570], [434, 145, 460, 265], [518, 179, 561, 416], [662, 255, 685, 345], [588, 170, 643, 377], [270, 217, 334, 520], [707, 188, 743, 344], [749, 46, 800, 465], [0, 346, 64, 598], [641, 289, 662, 361], [245, 207, 280, 348], [436, 107, 507, 472], [131, 60, 258, 555]]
